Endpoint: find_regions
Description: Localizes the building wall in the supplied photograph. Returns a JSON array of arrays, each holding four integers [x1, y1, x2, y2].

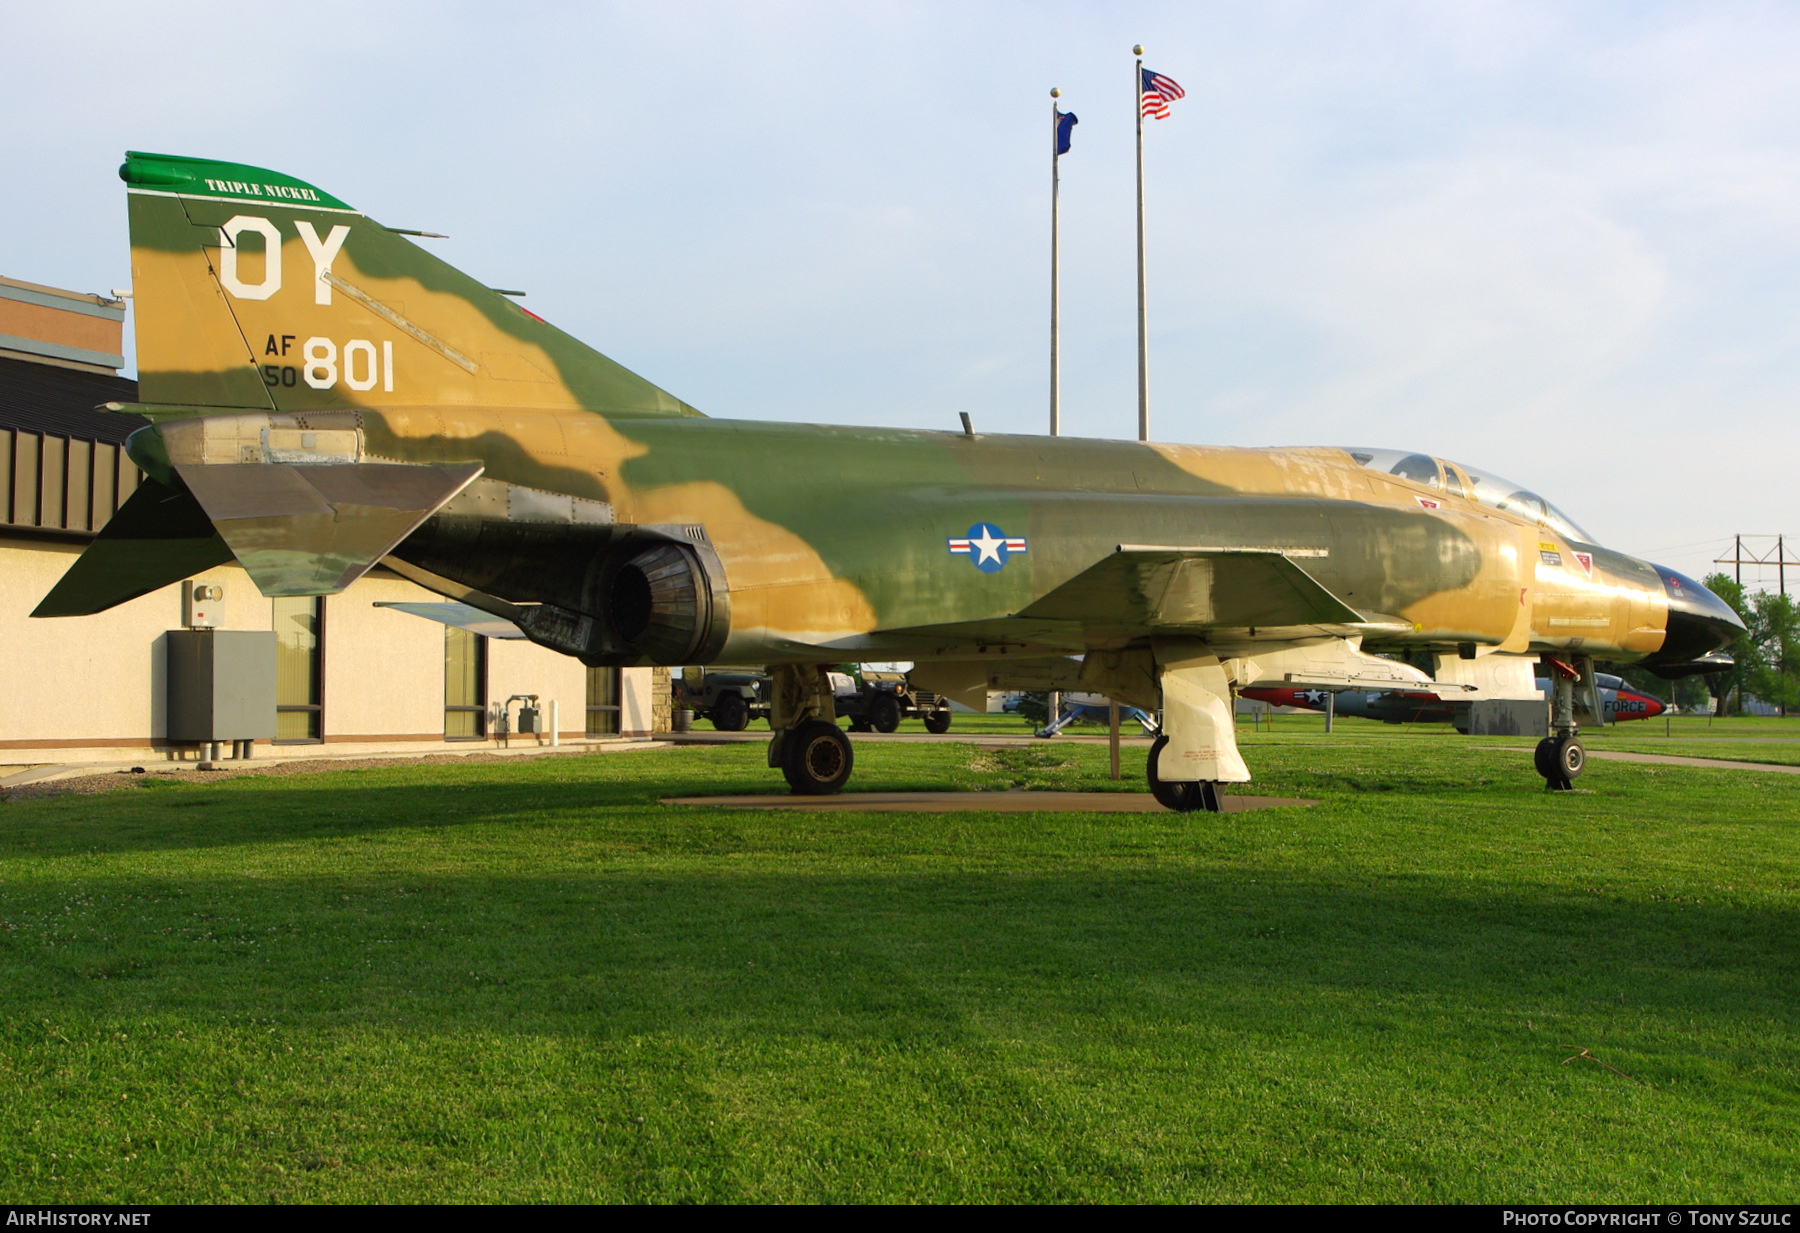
[[649, 665, 672, 736], [0, 534, 658, 762], [0, 275, 127, 372]]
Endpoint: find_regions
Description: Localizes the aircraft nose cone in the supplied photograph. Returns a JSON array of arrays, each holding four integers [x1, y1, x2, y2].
[[1649, 565, 1745, 664]]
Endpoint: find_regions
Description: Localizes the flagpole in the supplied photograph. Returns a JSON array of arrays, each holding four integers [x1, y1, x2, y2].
[[1048, 89, 1062, 735], [1050, 88, 1061, 439], [1134, 44, 1148, 443]]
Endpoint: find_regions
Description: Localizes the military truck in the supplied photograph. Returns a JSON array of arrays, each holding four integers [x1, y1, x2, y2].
[[832, 670, 953, 734], [677, 668, 771, 732]]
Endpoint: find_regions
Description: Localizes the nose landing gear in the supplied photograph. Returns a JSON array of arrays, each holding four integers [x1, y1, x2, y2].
[[1536, 655, 1597, 791], [1534, 732, 1586, 790]]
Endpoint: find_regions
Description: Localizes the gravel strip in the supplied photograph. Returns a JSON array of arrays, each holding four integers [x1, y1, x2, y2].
[[0, 746, 639, 803]]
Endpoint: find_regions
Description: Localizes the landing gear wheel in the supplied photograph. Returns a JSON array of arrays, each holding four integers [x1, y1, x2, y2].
[[1147, 735, 1225, 813], [781, 719, 854, 795], [711, 692, 749, 732], [1534, 735, 1585, 791], [869, 694, 901, 734], [923, 709, 952, 735]]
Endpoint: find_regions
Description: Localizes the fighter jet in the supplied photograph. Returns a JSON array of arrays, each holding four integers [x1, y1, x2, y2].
[[35, 153, 1744, 808], [1244, 671, 1666, 729]]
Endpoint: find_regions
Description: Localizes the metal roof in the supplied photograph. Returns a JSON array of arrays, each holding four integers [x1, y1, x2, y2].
[[0, 354, 144, 444]]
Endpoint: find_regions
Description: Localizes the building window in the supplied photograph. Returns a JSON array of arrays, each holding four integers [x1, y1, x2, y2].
[[273, 596, 324, 743], [587, 665, 621, 735], [445, 626, 486, 739]]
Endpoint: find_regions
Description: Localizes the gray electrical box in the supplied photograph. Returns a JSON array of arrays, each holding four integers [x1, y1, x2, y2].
[[517, 704, 540, 734], [1464, 698, 1550, 737], [166, 630, 278, 742]]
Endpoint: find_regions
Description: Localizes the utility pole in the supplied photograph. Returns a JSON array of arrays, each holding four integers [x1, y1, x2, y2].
[[1716, 534, 1800, 718], [1715, 534, 1797, 590]]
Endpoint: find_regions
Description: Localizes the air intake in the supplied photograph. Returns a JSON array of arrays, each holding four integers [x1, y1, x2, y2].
[[608, 543, 712, 663]]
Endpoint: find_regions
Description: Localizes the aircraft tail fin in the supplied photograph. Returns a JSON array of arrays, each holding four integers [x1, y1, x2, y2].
[[121, 151, 702, 417]]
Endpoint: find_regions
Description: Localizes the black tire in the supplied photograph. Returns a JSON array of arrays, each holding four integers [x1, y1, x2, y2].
[[1533, 736, 1560, 780], [868, 694, 901, 734], [923, 709, 952, 735], [781, 719, 854, 795], [1147, 735, 1224, 813], [1535, 735, 1585, 786], [711, 692, 749, 732], [847, 716, 872, 733]]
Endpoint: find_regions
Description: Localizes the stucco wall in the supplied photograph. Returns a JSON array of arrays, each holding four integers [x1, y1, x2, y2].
[[1, 536, 655, 758]]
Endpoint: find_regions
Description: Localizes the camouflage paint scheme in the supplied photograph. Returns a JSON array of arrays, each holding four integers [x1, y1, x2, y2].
[[32, 153, 1744, 796]]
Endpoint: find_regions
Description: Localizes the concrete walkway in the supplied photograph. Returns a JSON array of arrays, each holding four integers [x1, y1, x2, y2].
[[665, 730, 1155, 748], [663, 791, 1315, 813], [1583, 749, 1800, 774], [0, 739, 671, 789], [1491, 748, 1800, 774]]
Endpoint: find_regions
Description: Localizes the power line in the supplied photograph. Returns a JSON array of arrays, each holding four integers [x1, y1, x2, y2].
[[1716, 534, 1798, 594]]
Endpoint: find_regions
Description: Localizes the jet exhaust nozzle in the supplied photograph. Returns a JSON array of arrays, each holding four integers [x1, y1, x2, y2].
[[608, 543, 713, 664]]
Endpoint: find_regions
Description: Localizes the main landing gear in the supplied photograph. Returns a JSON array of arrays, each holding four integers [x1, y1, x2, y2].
[[1148, 736, 1224, 812], [767, 664, 854, 795], [781, 719, 853, 795], [1141, 647, 1250, 813]]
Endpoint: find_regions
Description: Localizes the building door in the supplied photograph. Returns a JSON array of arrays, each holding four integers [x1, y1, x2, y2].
[[445, 626, 486, 739], [586, 665, 620, 735], [273, 596, 324, 743]]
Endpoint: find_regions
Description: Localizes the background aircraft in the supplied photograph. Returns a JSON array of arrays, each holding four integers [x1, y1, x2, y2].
[[1243, 671, 1665, 729], [34, 153, 1744, 809], [1036, 692, 1160, 738]]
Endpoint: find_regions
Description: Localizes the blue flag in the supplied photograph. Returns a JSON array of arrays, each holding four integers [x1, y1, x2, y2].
[[1055, 109, 1078, 156]]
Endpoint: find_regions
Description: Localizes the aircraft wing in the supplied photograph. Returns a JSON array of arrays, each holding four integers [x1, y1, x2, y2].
[[32, 477, 234, 617], [1015, 545, 1363, 633]]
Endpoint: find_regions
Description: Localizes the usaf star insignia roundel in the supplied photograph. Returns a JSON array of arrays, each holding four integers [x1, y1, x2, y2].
[[947, 523, 1028, 573]]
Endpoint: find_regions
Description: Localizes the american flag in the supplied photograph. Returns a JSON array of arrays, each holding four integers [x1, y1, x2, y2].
[[1140, 68, 1185, 120]]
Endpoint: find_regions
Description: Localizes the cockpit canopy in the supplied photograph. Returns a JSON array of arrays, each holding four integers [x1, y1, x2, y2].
[[1342, 447, 1596, 545]]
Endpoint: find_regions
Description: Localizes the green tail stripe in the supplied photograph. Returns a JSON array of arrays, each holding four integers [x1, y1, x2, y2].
[[121, 151, 356, 211]]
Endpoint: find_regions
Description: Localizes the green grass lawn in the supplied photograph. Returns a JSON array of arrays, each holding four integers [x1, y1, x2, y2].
[[1, 735, 1795, 1202]]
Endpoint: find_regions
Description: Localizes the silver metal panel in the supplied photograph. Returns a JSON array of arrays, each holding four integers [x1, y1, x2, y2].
[[373, 601, 526, 639]]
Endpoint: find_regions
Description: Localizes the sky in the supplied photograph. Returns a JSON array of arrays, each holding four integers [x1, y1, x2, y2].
[[4, 1, 1798, 586]]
